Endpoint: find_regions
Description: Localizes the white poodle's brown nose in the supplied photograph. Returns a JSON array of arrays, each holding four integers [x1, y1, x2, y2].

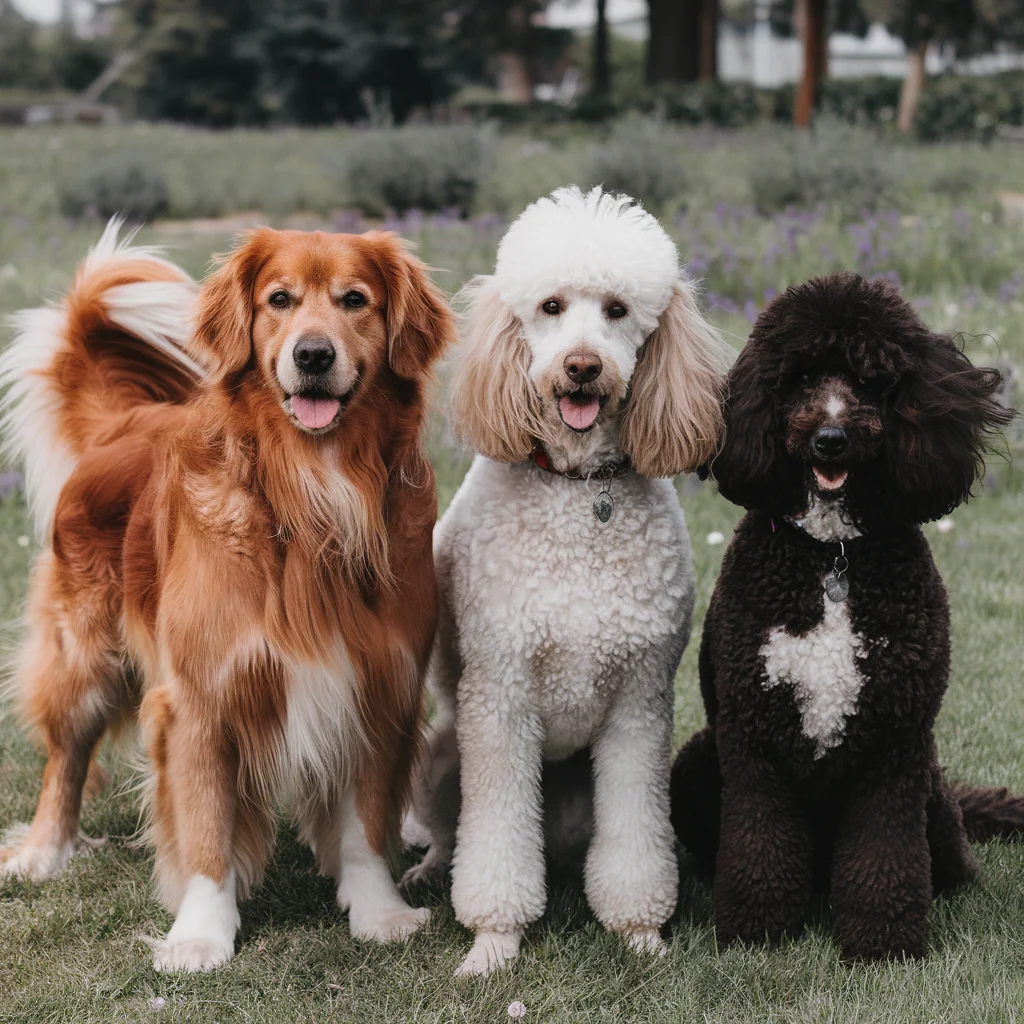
[[563, 352, 602, 385]]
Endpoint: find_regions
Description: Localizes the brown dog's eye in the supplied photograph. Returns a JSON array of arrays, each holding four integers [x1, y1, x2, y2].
[[606, 302, 628, 319], [542, 299, 562, 316], [268, 290, 290, 309], [342, 291, 367, 309]]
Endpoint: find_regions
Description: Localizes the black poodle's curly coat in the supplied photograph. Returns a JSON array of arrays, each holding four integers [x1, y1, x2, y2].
[[671, 272, 1023, 961]]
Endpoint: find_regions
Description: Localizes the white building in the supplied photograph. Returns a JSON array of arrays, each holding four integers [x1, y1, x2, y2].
[[544, 0, 1024, 89]]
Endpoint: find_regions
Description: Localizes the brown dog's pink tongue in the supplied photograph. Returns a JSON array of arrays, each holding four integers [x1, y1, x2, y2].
[[291, 395, 340, 430], [559, 395, 600, 430]]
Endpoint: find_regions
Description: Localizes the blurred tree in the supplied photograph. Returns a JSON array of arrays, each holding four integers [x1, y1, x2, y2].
[[0, 0, 45, 89], [594, 0, 610, 94], [646, 0, 718, 82], [120, 0, 265, 124], [864, 0, 975, 131], [119, 0, 570, 124]]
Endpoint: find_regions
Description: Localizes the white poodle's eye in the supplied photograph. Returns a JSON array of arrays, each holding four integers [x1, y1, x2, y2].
[[606, 302, 628, 320], [541, 299, 562, 316]]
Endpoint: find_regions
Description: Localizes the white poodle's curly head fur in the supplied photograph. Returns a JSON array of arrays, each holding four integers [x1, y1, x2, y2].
[[450, 186, 730, 478]]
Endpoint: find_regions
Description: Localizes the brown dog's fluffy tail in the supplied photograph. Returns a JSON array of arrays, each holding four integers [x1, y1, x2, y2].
[[0, 218, 204, 540], [954, 782, 1024, 842]]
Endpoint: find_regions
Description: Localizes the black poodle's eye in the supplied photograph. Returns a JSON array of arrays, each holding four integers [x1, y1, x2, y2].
[[541, 299, 562, 316], [606, 301, 628, 320], [798, 371, 813, 386], [268, 290, 290, 309], [341, 290, 367, 309]]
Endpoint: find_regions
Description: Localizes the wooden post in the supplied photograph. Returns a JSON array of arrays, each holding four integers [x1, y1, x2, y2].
[[794, 0, 825, 128]]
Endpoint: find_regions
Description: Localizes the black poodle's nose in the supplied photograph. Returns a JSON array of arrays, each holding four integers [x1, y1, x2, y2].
[[812, 426, 848, 459], [293, 334, 336, 375], [564, 352, 603, 385]]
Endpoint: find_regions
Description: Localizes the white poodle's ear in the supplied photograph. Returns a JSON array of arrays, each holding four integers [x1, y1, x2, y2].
[[449, 276, 548, 463], [621, 279, 731, 478]]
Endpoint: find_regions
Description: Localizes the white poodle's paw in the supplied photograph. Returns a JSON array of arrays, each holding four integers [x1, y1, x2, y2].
[[400, 846, 450, 890], [151, 935, 235, 973], [623, 928, 668, 957], [0, 827, 103, 882], [349, 903, 430, 943], [454, 930, 523, 978]]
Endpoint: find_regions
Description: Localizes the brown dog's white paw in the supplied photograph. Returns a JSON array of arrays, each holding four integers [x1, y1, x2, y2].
[[151, 935, 235, 973], [0, 827, 103, 882]]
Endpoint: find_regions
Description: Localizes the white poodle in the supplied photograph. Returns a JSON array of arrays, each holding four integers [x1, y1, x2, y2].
[[406, 186, 729, 977]]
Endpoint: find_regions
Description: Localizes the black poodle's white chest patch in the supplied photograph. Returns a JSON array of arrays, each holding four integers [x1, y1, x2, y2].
[[759, 592, 868, 758]]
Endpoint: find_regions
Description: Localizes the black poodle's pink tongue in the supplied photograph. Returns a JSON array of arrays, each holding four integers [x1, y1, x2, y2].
[[559, 395, 601, 430], [813, 466, 848, 491]]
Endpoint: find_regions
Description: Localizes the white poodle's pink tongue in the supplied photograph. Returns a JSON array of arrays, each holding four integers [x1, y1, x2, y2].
[[291, 395, 340, 429], [559, 395, 601, 430]]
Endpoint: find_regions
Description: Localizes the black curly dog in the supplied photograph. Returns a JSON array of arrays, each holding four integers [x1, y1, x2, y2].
[[671, 272, 1023, 961]]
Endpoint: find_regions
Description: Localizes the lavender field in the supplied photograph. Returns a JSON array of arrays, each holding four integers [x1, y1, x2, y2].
[[0, 122, 1023, 1023]]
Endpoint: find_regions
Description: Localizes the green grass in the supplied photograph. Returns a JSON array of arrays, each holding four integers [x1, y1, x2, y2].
[[1, 123, 1023, 1022]]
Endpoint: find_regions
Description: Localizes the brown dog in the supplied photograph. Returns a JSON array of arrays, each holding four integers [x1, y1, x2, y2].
[[0, 222, 455, 970]]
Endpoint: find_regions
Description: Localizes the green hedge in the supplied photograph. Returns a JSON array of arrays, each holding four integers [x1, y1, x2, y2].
[[467, 71, 1024, 142]]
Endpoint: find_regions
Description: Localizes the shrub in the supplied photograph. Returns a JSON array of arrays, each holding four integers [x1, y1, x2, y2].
[[748, 121, 905, 219], [915, 71, 1024, 143], [59, 153, 170, 221], [345, 126, 493, 216], [585, 115, 687, 210]]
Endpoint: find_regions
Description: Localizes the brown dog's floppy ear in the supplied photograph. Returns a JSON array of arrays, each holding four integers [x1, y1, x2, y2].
[[448, 275, 549, 463], [191, 228, 274, 378], [620, 278, 731, 478], [362, 231, 457, 380]]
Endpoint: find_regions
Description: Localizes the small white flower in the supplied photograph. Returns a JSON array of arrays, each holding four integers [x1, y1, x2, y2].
[[148, 997, 166, 1011], [706, 531, 725, 546], [936, 518, 954, 534], [17, 535, 29, 547], [507, 1001, 527, 1019], [944, 302, 959, 318]]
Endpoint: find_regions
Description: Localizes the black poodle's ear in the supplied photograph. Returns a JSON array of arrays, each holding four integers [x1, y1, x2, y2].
[[708, 339, 803, 513], [882, 335, 1013, 523]]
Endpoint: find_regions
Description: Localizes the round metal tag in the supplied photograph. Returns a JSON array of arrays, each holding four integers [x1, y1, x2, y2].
[[825, 573, 849, 602]]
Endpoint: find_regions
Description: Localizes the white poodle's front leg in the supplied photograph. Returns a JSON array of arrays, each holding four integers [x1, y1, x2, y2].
[[585, 676, 677, 954], [450, 682, 545, 977], [336, 788, 430, 943]]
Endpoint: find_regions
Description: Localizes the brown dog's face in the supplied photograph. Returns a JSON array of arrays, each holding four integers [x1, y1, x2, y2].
[[250, 235, 390, 435], [783, 371, 884, 502], [193, 228, 454, 438]]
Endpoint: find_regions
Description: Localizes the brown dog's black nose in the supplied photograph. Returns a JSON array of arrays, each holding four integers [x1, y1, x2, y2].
[[293, 334, 336, 375], [812, 426, 848, 459], [563, 352, 603, 385]]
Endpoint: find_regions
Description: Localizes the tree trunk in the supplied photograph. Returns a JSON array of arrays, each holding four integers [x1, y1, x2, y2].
[[698, 0, 719, 82], [594, 0, 610, 94], [897, 40, 928, 134], [646, 0, 700, 83], [496, 52, 533, 104], [794, 0, 826, 127]]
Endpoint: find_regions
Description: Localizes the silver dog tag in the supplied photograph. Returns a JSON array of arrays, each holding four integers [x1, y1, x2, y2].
[[593, 489, 613, 524], [824, 549, 849, 602], [825, 573, 849, 602]]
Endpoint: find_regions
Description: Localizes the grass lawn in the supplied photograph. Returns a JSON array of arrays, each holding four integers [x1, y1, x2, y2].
[[0, 124, 1023, 1023]]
